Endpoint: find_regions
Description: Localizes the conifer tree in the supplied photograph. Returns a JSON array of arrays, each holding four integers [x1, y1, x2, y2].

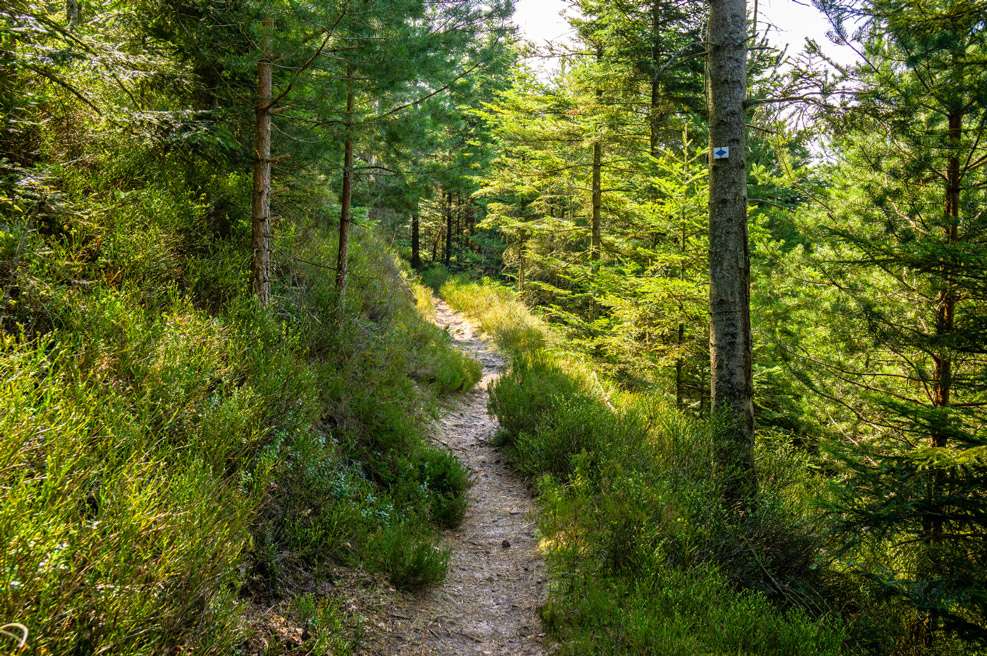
[[799, 0, 987, 636], [325, 0, 513, 302], [708, 0, 755, 506]]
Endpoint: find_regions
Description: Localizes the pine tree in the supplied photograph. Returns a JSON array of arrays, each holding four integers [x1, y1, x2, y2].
[[707, 0, 755, 507], [325, 0, 513, 302], [802, 0, 987, 636]]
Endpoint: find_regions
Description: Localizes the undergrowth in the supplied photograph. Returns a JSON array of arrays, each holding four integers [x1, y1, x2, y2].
[[0, 155, 479, 654], [439, 276, 893, 655]]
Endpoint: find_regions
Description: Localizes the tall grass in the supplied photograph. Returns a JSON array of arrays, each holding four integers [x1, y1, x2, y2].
[[440, 277, 548, 356]]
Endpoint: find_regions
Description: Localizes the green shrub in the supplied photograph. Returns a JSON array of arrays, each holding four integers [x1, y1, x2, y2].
[[0, 333, 259, 656], [431, 345, 483, 394], [417, 446, 472, 529], [512, 397, 623, 479], [366, 522, 450, 591], [0, 194, 481, 652], [440, 277, 547, 356], [420, 263, 450, 292], [290, 594, 363, 656], [541, 567, 847, 656], [488, 353, 586, 440]]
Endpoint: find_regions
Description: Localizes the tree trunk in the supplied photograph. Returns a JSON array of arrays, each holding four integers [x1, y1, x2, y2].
[[676, 145, 689, 409], [431, 216, 441, 262], [707, 0, 755, 507], [411, 212, 421, 269], [336, 70, 355, 304], [700, 360, 709, 417], [455, 193, 462, 258], [932, 110, 962, 443], [927, 110, 962, 546], [466, 201, 476, 255], [251, 16, 274, 307], [676, 216, 686, 409], [444, 191, 453, 268], [591, 140, 602, 261], [518, 232, 526, 293], [649, 0, 662, 158], [591, 44, 604, 262], [676, 322, 685, 408], [66, 0, 82, 28]]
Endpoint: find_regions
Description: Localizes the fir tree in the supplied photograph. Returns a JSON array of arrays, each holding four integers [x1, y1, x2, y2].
[[802, 0, 987, 637]]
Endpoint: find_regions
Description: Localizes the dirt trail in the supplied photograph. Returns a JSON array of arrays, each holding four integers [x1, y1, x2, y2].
[[355, 297, 548, 656]]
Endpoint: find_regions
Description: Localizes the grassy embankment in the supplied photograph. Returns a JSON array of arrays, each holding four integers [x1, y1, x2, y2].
[[1, 164, 481, 654], [436, 275, 911, 656]]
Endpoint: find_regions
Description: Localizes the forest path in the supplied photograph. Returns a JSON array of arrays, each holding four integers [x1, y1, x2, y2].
[[355, 297, 548, 656]]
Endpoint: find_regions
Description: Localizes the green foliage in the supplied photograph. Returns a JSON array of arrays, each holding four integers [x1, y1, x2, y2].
[[288, 594, 363, 656], [541, 568, 847, 656], [780, 0, 987, 640], [0, 132, 482, 654], [440, 277, 547, 356], [0, 209, 482, 652], [417, 447, 473, 529], [2, 320, 256, 654], [443, 279, 858, 655], [367, 521, 451, 591], [420, 262, 452, 292], [470, 51, 799, 411], [0, 0, 508, 652]]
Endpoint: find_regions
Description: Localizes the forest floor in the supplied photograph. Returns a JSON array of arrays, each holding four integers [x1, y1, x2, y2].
[[343, 297, 550, 656]]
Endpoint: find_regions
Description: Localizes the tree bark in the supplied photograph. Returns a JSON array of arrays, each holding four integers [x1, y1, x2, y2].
[[591, 44, 604, 262], [926, 110, 962, 546], [932, 110, 962, 441], [518, 231, 526, 292], [676, 143, 689, 409], [336, 70, 356, 304], [591, 140, 602, 261], [456, 193, 462, 257], [66, 0, 82, 29], [251, 16, 274, 307], [676, 215, 687, 410], [649, 0, 662, 158], [411, 211, 421, 269], [444, 191, 453, 268], [707, 0, 755, 507]]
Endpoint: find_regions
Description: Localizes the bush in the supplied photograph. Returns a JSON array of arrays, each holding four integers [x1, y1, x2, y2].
[[290, 594, 363, 655], [420, 263, 450, 292], [366, 522, 450, 591], [440, 277, 547, 356], [541, 567, 847, 656], [489, 353, 584, 440], [417, 446, 472, 529]]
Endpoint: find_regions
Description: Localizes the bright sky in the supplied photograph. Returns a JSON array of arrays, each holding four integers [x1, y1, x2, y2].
[[512, 0, 573, 47], [512, 0, 860, 71]]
